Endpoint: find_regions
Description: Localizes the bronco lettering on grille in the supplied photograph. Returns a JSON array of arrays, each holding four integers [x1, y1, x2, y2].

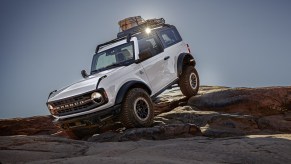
[[55, 100, 89, 110]]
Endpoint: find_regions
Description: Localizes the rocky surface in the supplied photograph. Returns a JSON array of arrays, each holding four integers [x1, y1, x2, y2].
[[189, 86, 291, 116], [88, 123, 201, 142], [0, 86, 291, 163], [0, 115, 58, 136], [92, 85, 291, 141], [1, 134, 291, 163]]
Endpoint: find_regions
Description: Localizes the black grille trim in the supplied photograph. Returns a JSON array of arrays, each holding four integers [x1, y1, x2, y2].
[[49, 89, 108, 116]]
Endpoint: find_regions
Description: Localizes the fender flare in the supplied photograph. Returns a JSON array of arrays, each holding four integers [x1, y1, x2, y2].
[[177, 53, 196, 76], [115, 81, 152, 104]]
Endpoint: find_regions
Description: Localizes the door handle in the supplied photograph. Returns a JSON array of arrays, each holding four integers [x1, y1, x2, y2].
[[164, 56, 170, 60]]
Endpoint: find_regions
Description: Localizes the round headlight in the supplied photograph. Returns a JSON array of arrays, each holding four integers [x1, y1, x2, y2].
[[48, 104, 54, 110], [91, 92, 103, 103], [47, 104, 57, 115]]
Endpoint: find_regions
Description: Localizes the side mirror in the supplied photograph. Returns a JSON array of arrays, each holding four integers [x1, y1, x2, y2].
[[137, 50, 152, 63], [81, 70, 88, 78]]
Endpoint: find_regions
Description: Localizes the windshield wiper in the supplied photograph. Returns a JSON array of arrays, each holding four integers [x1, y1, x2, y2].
[[91, 62, 124, 75], [106, 63, 122, 68], [91, 69, 101, 74]]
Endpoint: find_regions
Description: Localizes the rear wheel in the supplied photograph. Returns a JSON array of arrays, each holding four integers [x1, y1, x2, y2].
[[178, 66, 199, 97], [119, 88, 154, 128]]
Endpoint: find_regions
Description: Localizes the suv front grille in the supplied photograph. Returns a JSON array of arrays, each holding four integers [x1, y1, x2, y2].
[[51, 91, 96, 116]]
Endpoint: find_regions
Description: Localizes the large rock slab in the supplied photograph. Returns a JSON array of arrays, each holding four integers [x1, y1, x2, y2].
[[257, 112, 291, 132], [188, 87, 291, 116], [0, 116, 58, 136], [155, 105, 291, 137], [1, 134, 291, 163], [88, 123, 201, 142]]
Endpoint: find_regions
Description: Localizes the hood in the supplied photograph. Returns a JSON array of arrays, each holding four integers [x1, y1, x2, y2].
[[48, 67, 124, 102]]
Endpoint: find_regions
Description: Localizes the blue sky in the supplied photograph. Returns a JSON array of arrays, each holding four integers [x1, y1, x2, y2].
[[0, 0, 291, 118]]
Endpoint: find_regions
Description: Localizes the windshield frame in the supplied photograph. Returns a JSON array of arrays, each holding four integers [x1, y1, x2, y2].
[[90, 41, 135, 75]]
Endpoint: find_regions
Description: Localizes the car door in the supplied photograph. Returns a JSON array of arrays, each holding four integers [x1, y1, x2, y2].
[[138, 33, 169, 95], [157, 27, 184, 82]]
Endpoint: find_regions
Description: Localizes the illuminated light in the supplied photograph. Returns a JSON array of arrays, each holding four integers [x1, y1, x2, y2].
[[48, 104, 54, 110], [47, 104, 57, 115], [145, 27, 151, 34]]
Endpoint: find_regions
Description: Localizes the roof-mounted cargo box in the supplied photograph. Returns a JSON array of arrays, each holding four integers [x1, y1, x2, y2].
[[118, 16, 145, 32], [117, 17, 166, 38], [96, 17, 167, 53]]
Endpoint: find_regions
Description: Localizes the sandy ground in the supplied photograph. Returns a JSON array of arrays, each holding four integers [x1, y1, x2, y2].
[[1, 134, 291, 164]]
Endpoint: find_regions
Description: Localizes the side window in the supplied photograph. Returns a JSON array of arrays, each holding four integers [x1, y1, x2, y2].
[[159, 28, 182, 48], [138, 34, 163, 56], [120, 44, 134, 61]]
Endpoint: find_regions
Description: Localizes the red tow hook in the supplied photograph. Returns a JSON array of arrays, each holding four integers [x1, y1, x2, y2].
[[186, 44, 191, 53]]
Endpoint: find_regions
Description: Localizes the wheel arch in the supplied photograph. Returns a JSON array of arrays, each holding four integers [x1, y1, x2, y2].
[[177, 53, 196, 77], [115, 81, 152, 104]]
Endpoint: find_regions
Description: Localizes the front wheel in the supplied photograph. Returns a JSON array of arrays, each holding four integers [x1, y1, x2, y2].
[[178, 66, 200, 98], [119, 88, 154, 128]]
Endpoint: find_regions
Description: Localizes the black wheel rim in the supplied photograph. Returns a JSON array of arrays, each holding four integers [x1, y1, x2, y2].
[[134, 98, 150, 121]]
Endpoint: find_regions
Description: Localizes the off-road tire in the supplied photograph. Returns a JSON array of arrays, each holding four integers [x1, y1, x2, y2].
[[119, 88, 154, 128], [178, 66, 199, 98]]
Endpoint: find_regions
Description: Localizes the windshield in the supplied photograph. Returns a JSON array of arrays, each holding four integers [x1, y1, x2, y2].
[[91, 42, 135, 74]]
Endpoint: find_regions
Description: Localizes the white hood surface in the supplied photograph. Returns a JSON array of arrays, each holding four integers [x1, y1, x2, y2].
[[48, 67, 124, 102]]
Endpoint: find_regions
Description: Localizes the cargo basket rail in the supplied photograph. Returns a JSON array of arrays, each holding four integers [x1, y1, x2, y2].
[[117, 18, 166, 38]]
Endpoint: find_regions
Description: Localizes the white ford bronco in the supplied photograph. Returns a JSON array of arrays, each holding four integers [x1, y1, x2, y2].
[[46, 18, 199, 138]]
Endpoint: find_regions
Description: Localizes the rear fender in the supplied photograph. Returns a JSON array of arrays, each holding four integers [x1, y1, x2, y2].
[[177, 53, 196, 76]]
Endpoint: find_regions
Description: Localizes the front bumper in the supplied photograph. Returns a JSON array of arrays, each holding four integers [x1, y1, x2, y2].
[[53, 104, 121, 129]]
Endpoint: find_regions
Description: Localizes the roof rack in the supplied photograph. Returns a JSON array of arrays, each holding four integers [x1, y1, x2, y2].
[[117, 18, 166, 38], [95, 18, 167, 53]]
